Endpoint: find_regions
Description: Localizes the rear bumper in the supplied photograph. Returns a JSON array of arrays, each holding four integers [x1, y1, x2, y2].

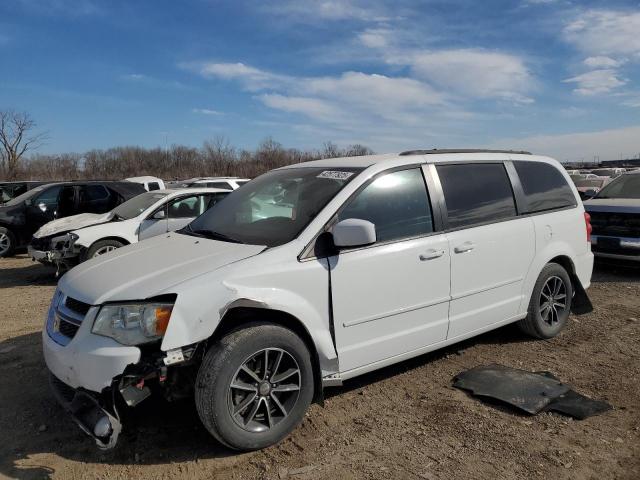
[[574, 250, 594, 290]]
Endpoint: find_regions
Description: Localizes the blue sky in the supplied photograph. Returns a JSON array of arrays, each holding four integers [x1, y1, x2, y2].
[[0, 0, 639, 161]]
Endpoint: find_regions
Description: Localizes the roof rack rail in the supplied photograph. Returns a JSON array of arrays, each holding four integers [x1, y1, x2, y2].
[[399, 149, 532, 156]]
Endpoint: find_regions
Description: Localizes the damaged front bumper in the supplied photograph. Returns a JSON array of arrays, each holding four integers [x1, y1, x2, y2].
[[29, 233, 82, 271], [49, 374, 123, 449]]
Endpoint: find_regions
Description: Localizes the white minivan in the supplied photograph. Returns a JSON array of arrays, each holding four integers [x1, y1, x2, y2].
[[43, 150, 593, 450]]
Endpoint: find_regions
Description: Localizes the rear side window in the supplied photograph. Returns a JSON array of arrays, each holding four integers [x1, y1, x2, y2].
[[147, 182, 160, 191], [82, 185, 109, 201], [437, 163, 516, 229], [514, 161, 576, 213], [337, 168, 434, 243], [205, 182, 233, 190]]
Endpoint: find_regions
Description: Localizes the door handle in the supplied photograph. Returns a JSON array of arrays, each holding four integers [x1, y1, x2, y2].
[[454, 242, 475, 254], [419, 249, 445, 261]]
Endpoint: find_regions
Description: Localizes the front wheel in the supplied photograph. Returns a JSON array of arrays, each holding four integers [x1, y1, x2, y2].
[[84, 239, 125, 260], [0, 227, 16, 258], [518, 263, 573, 339], [195, 323, 314, 451]]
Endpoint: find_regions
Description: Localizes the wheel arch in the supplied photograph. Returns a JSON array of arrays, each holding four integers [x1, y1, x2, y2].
[[210, 306, 326, 404], [524, 252, 592, 315]]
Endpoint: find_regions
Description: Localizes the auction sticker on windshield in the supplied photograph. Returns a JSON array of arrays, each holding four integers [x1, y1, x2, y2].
[[317, 171, 355, 180]]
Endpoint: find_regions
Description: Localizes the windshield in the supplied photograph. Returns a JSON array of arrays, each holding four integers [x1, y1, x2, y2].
[[185, 167, 362, 247], [112, 191, 168, 219], [3, 186, 46, 207], [595, 174, 640, 199]]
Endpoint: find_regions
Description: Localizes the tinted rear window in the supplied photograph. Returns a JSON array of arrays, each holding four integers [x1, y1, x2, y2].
[[514, 161, 576, 213], [437, 163, 516, 229]]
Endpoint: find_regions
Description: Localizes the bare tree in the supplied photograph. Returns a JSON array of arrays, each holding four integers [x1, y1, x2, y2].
[[0, 110, 48, 179]]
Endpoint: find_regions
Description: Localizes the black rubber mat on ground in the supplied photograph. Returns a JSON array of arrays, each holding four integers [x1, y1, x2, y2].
[[453, 364, 611, 419]]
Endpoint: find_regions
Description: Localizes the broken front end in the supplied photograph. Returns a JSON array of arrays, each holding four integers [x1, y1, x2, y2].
[[43, 289, 202, 449], [29, 233, 81, 274]]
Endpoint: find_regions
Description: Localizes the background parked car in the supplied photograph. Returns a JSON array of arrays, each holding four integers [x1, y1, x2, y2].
[[124, 176, 165, 191], [573, 177, 611, 200], [584, 170, 640, 262], [0, 181, 47, 204], [29, 188, 229, 271], [590, 168, 626, 178], [0, 181, 145, 257], [570, 173, 598, 182], [168, 176, 250, 190]]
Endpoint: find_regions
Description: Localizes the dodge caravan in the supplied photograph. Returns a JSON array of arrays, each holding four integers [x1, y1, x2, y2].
[[43, 150, 593, 450]]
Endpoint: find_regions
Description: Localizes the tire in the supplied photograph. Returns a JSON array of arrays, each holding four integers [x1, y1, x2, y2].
[[518, 263, 573, 339], [0, 227, 16, 258], [195, 323, 314, 451], [84, 239, 125, 260]]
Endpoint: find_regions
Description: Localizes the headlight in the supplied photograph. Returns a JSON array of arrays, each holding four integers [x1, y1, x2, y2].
[[92, 303, 174, 345]]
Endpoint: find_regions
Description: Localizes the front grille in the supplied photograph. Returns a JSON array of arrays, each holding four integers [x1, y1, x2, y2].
[[65, 297, 91, 316], [589, 211, 640, 238], [47, 292, 88, 346], [58, 318, 80, 338]]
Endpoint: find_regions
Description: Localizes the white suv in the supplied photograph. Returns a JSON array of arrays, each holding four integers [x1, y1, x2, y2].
[[43, 150, 593, 450]]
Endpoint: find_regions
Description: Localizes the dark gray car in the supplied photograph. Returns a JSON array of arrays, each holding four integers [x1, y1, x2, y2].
[[584, 171, 640, 262]]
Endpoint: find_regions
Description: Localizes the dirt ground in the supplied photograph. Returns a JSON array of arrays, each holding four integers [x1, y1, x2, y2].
[[0, 254, 638, 480]]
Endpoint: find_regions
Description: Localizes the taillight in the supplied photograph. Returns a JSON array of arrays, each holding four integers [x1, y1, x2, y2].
[[584, 212, 592, 243]]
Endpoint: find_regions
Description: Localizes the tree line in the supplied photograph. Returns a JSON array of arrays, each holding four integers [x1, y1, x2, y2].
[[0, 110, 373, 181]]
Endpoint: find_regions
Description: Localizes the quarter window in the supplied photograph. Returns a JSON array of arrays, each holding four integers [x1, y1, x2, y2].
[[437, 163, 516, 229], [337, 168, 434, 243], [513, 161, 577, 213]]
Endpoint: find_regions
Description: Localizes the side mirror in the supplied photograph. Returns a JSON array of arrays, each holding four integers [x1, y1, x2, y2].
[[332, 218, 376, 248], [38, 202, 47, 212], [152, 209, 166, 220], [584, 189, 598, 199]]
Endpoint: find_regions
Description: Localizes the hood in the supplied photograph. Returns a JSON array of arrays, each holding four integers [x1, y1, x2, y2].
[[583, 198, 640, 214], [58, 232, 266, 305], [34, 212, 113, 238]]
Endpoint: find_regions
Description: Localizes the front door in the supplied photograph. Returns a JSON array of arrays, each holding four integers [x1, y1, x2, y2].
[[435, 162, 535, 339], [139, 204, 168, 241], [25, 185, 63, 235], [330, 168, 450, 373]]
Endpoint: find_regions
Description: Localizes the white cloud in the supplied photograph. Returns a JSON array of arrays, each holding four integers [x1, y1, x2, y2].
[[192, 108, 223, 115], [193, 62, 288, 91], [558, 106, 587, 118], [489, 125, 640, 162], [564, 10, 640, 57], [402, 49, 534, 103], [583, 56, 625, 69], [305, 71, 445, 109], [357, 28, 392, 48], [258, 94, 342, 121], [263, 0, 390, 22], [564, 69, 627, 95], [192, 62, 449, 127], [121, 73, 146, 81]]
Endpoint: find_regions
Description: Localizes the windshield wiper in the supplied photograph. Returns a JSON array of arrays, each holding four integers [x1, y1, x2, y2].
[[182, 225, 245, 244]]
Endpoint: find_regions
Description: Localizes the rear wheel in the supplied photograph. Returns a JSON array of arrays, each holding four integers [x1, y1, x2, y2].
[[195, 323, 314, 451], [85, 239, 125, 260], [518, 263, 573, 339], [0, 227, 16, 258]]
